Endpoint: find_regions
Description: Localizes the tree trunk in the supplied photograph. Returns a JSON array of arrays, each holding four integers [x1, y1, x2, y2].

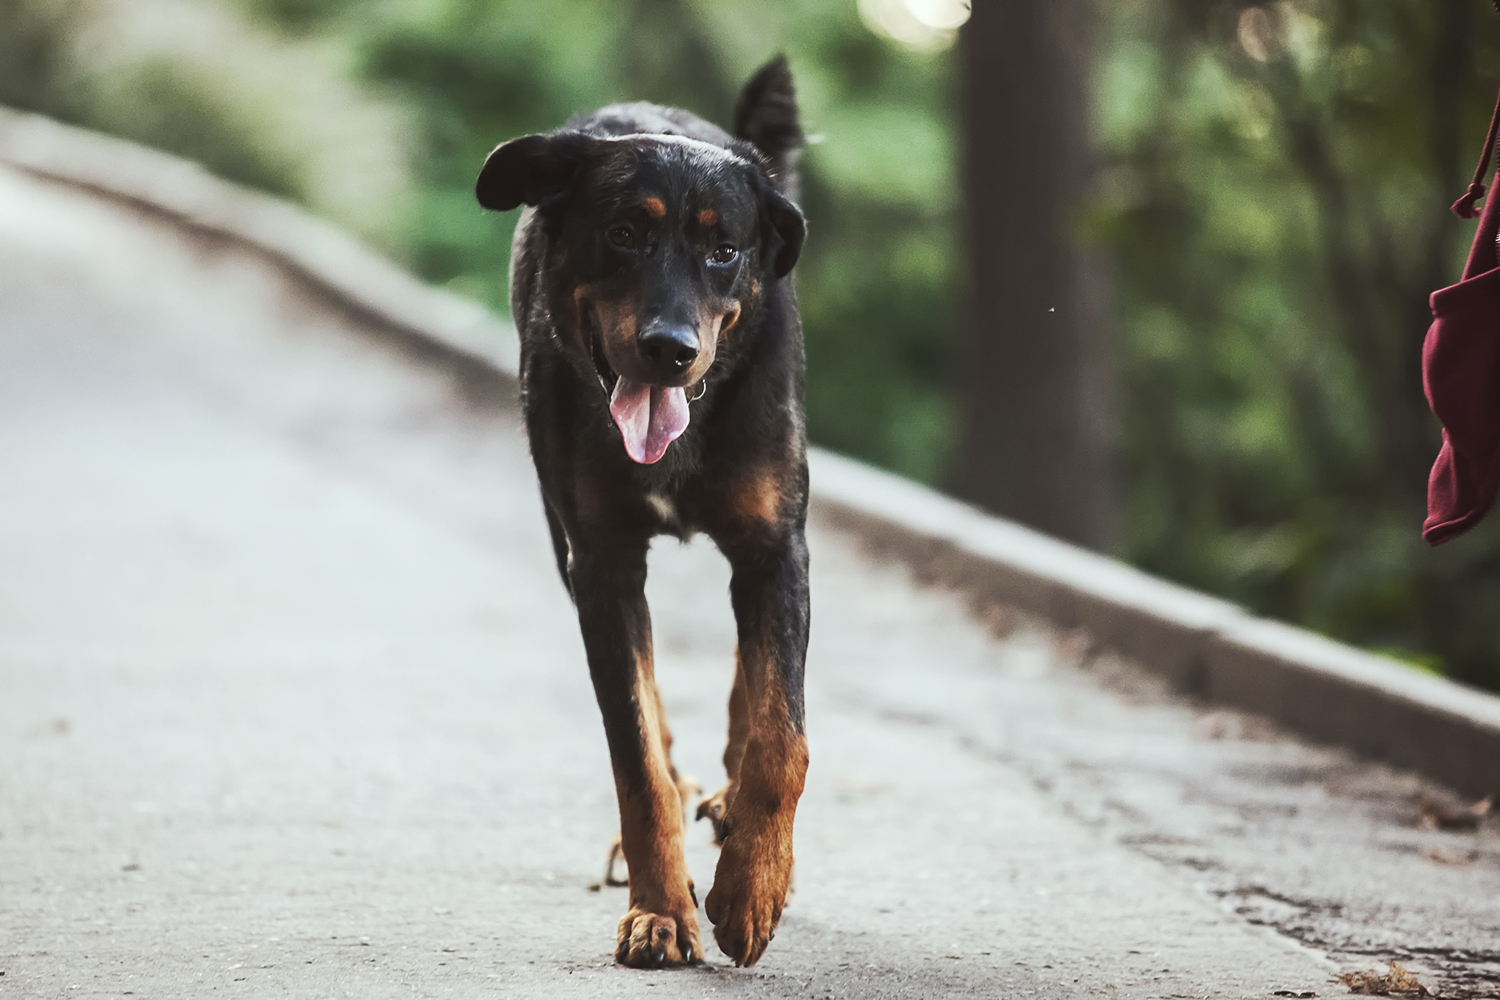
[[623, 0, 735, 127], [952, 0, 1112, 549]]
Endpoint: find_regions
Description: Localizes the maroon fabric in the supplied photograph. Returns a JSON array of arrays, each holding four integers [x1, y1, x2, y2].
[[1452, 89, 1500, 221], [1423, 157, 1500, 544]]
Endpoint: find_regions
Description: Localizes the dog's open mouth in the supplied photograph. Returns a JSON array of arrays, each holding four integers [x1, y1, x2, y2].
[[588, 319, 691, 466]]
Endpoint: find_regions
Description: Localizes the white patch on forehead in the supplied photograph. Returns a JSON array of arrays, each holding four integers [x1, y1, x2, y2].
[[600, 132, 751, 169]]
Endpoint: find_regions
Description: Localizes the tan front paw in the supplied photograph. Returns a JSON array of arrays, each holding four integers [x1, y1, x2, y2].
[[615, 905, 702, 968], [703, 824, 791, 967]]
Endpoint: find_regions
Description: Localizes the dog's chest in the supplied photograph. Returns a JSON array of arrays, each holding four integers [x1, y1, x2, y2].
[[642, 487, 713, 541], [645, 491, 681, 529]]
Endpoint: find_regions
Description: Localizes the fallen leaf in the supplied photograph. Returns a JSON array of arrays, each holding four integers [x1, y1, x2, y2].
[[1417, 794, 1492, 831], [1336, 962, 1430, 996]]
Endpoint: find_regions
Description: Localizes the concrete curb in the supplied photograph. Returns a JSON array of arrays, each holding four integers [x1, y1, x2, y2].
[[8, 107, 1497, 799], [0, 107, 519, 387], [809, 452, 1500, 799]]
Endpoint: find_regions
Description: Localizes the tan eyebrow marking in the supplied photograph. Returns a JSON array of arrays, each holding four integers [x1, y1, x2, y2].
[[698, 208, 719, 227], [644, 197, 666, 219]]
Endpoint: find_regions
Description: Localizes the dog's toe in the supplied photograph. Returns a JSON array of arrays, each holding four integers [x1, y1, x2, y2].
[[703, 823, 791, 967], [704, 881, 778, 967], [615, 908, 701, 968]]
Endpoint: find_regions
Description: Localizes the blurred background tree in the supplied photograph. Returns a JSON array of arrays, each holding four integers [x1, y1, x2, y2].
[[954, 0, 1114, 549], [1094, 0, 1500, 691], [4, 0, 1500, 692]]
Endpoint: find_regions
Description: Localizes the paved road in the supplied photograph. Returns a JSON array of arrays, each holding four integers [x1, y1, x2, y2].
[[0, 163, 1496, 999]]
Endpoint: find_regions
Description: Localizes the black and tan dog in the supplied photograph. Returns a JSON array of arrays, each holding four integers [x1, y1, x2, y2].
[[475, 58, 809, 968]]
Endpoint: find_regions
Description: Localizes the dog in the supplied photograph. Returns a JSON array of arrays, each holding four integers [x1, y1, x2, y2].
[[475, 57, 810, 969]]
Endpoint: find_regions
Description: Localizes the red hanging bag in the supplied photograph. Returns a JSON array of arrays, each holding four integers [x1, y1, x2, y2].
[[1422, 88, 1500, 544]]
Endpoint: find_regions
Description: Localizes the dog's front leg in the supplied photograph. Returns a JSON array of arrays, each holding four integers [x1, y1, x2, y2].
[[570, 541, 701, 967], [704, 530, 810, 967]]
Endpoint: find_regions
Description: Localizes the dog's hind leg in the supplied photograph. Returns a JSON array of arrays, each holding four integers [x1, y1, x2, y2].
[[651, 676, 702, 816], [569, 540, 701, 968], [695, 648, 750, 845]]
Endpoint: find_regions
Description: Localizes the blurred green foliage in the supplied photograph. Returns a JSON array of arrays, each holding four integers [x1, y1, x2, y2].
[[1095, 0, 1500, 690], [0, 0, 302, 197], [0, 0, 415, 242], [5, 0, 1500, 690]]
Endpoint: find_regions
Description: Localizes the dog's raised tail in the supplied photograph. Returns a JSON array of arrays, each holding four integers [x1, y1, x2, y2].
[[734, 55, 802, 198]]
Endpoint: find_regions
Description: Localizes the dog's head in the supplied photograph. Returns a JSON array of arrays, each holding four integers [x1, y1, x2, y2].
[[476, 131, 804, 464]]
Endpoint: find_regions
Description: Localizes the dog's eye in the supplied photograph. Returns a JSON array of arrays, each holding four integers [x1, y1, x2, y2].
[[709, 244, 738, 265], [607, 226, 633, 248]]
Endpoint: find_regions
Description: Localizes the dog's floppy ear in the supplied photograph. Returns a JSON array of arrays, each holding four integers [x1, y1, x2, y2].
[[476, 132, 593, 212], [762, 184, 806, 279]]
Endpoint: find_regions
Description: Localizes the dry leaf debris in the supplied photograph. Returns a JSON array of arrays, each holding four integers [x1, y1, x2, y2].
[[1336, 962, 1431, 996], [1417, 794, 1493, 832]]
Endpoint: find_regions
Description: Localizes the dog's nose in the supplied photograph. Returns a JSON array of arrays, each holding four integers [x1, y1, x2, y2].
[[637, 322, 699, 377]]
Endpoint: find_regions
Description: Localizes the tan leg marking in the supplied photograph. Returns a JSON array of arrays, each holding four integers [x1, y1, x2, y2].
[[651, 677, 702, 814], [704, 653, 807, 967], [696, 648, 750, 844], [614, 655, 701, 967], [731, 471, 783, 526], [603, 665, 700, 889]]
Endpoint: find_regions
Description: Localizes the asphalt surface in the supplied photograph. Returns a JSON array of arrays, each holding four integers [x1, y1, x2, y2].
[[1, 163, 1496, 999]]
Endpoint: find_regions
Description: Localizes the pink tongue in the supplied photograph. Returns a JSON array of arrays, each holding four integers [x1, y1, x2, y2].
[[609, 378, 690, 464]]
